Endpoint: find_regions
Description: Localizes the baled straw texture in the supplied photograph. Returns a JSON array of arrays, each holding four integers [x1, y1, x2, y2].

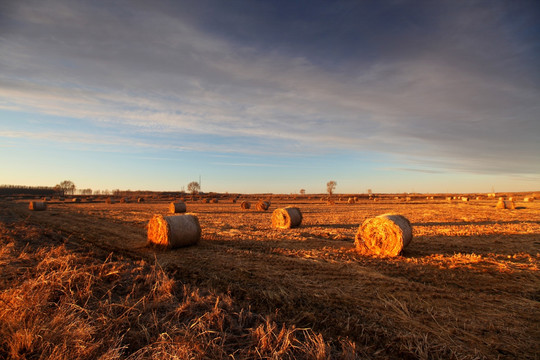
[[29, 201, 46, 211], [147, 214, 201, 249], [169, 201, 187, 214], [240, 201, 251, 210], [256, 201, 271, 211], [347, 197, 355, 204], [271, 207, 302, 229], [355, 214, 412, 257], [496, 199, 515, 209]]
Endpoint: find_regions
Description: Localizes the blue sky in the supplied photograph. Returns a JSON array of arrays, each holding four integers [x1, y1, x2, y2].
[[1, 0, 539, 194]]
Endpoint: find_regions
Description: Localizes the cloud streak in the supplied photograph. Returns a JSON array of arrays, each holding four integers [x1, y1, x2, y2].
[[1, 0, 539, 179]]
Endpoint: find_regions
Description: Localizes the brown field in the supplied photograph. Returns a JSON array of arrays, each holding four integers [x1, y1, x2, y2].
[[1, 196, 539, 359]]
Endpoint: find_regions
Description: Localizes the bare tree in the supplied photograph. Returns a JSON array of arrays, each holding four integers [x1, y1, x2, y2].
[[187, 181, 201, 195], [57, 180, 76, 195], [326, 181, 337, 196]]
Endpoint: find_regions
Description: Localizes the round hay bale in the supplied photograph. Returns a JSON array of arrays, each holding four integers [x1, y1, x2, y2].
[[72, 198, 81, 203], [355, 214, 412, 257], [231, 198, 237, 203], [496, 199, 515, 209], [462, 197, 469, 202], [29, 201, 47, 211], [147, 214, 201, 249], [326, 198, 335, 205], [106, 197, 116, 204], [272, 207, 302, 229], [240, 201, 251, 210], [138, 197, 145, 203], [204, 198, 210, 203], [211, 198, 218, 204], [347, 197, 355, 204], [169, 201, 187, 214], [256, 200, 271, 211], [524, 197, 533, 202]]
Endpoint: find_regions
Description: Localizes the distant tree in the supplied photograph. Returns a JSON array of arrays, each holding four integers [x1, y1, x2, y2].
[[326, 181, 337, 196], [113, 189, 121, 196], [300, 189, 306, 195], [57, 180, 76, 195], [367, 189, 372, 195], [187, 181, 201, 195], [80, 188, 93, 195]]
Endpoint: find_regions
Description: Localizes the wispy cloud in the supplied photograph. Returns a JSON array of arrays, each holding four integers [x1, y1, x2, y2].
[[1, 0, 539, 179]]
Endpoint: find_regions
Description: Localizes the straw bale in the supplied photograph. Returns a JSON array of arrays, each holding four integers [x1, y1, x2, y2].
[[326, 198, 335, 205], [272, 207, 302, 229], [347, 197, 355, 204], [524, 197, 533, 202], [256, 200, 271, 211], [462, 197, 469, 202], [147, 214, 201, 249], [211, 198, 219, 203], [106, 198, 116, 204], [355, 214, 412, 257], [72, 198, 81, 203], [138, 197, 145, 203], [169, 201, 187, 214], [29, 201, 47, 211], [240, 201, 251, 210], [496, 199, 515, 210]]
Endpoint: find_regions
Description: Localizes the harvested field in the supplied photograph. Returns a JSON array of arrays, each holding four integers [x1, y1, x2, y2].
[[1, 197, 539, 359]]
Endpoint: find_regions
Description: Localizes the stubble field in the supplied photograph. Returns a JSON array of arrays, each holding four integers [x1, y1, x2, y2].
[[1, 196, 539, 359]]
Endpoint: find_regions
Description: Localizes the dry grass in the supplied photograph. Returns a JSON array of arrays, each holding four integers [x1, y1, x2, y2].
[[1, 197, 539, 359], [0, 210, 354, 359]]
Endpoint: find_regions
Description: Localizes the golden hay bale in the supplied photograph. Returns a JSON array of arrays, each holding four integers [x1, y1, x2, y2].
[[231, 198, 237, 203], [211, 198, 218, 204], [169, 201, 187, 214], [326, 198, 335, 205], [240, 201, 251, 210], [256, 200, 271, 211], [524, 197, 533, 202], [147, 214, 201, 249], [29, 201, 47, 211], [496, 199, 515, 209], [138, 197, 145, 203], [462, 197, 469, 202], [347, 197, 355, 204], [355, 214, 412, 257], [106, 197, 116, 204], [271, 207, 302, 229], [72, 198, 81, 203]]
